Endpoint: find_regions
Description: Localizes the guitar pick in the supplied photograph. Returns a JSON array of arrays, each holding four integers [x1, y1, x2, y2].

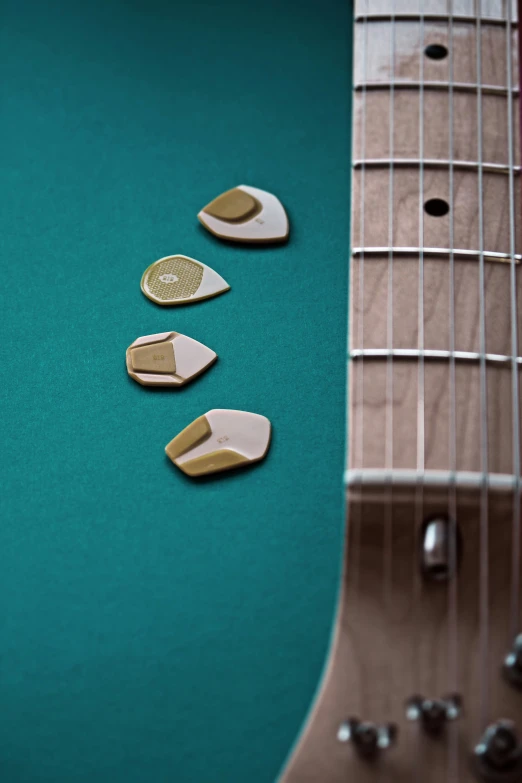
[[126, 331, 217, 387], [165, 409, 272, 477], [198, 185, 289, 244], [141, 254, 230, 305]]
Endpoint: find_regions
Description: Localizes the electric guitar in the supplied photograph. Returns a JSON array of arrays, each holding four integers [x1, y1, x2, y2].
[[280, 1, 522, 780]]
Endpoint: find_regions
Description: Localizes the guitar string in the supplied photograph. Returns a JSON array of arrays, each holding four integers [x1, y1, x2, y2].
[[383, 0, 396, 742], [447, 2, 459, 780], [476, 0, 491, 731], [413, 0, 426, 771], [506, 0, 521, 652], [350, 0, 369, 723]]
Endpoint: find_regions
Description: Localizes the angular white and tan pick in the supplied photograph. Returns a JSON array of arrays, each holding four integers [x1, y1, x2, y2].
[[141, 254, 230, 305], [198, 185, 289, 244], [126, 331, 217, 387], [165, 409, 272, 477]]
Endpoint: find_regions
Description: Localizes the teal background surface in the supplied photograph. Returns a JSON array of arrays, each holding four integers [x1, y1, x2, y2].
[[1, 1, 352, 781]]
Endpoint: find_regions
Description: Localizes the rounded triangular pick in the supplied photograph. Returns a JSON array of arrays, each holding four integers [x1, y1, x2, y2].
[[198, 185, 289, 244], [126, 331, 217, 387], [141, 254, 230, 305], [165, 409, 272, 477]]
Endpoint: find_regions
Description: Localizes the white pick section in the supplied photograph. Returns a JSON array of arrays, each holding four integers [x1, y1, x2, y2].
[[173, 334, 216, 380]]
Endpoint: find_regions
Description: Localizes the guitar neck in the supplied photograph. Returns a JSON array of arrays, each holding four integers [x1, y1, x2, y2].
[[348, 0, 521, 500]]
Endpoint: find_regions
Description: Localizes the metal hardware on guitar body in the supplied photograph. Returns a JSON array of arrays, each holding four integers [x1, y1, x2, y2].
[[473, 721, 522, 782], [405, 693, 462, 734], [503, 634, 522, 688], [337, 718, 397, 759], [421, 516, 461, 581]]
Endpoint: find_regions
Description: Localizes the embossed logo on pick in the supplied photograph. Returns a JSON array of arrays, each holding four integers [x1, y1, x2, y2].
[[159, 273, 179, 283]]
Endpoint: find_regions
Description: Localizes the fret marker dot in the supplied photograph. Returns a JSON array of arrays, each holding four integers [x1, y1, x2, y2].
[[424, 43, 448, 60], [424, 198, 449, 217]]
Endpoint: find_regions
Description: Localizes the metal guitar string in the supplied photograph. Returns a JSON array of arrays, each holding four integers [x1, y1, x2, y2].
[[349, 0, 369, 721], [506, 0, 522, 651], [476, 0, 491, 731], [413, 0, 426, 762], [416, 0, 426, 487], [383, 0, 396, 734], [447, 3, 459, 780]]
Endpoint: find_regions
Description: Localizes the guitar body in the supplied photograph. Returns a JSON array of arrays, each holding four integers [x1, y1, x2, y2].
[[280, 2, 522, 781], [282, 494, 521, 781]]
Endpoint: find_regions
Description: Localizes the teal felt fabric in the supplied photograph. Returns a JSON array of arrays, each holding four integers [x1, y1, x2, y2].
[[0, 1, 352, 781]]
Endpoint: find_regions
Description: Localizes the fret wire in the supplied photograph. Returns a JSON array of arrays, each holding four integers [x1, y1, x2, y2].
[[476, 0, 490, 732], [353, 158, 521, 173], [350, 348, 522, 363], [345, 468, 521, 492], [355, 13, 517, 26], [355, 81, 518, 95], [352, 246, 522, 261], [506, 0, 521, 646]]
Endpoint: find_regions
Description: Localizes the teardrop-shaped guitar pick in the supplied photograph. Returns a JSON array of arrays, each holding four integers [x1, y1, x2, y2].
[[198, 185, 289, 244], [165, 409, 272, 477], [141, 254, 230, 305], [126, 331, 217, 387]]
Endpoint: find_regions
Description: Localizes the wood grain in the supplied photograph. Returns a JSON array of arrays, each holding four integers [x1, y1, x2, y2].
[[350, 6, 521, 476], [282, 493, 522, 783]]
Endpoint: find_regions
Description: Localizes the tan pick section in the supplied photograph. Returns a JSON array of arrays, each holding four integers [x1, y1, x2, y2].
[[177, 449, 248, 477], [130, 340, 176, 374], [203, 187, 259, 222], [165, 415, 212, 462]]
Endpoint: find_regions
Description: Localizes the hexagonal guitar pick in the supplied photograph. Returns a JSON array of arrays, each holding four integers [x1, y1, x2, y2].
[[126, 332, 216, 387], [166, 409, 272, 476]]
